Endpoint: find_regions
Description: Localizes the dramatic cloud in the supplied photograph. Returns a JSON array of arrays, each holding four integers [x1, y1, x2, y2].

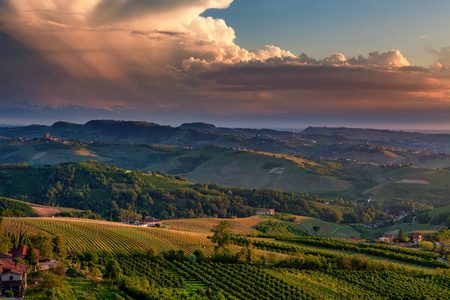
[[426, 45, 450, 67], [0, 0, 449, 129]]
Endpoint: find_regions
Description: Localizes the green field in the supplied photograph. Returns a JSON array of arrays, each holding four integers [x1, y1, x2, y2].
[[165, 216, 361, 239], [153, 147, 353, 193]]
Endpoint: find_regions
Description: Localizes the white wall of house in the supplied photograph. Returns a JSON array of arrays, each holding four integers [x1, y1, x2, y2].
[[1, 272, 22, 281]]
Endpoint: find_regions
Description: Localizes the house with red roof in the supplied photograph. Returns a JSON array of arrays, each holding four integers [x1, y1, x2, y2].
[[0, 260, 28, 297], [9, 246, 40, 261], [379, 234, 395, 244], [140, 218, 163, 227], [407, 232, 424, 244]]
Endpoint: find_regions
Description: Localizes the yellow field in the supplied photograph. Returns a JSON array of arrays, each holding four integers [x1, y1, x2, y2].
[[165, 216, 268, 236]]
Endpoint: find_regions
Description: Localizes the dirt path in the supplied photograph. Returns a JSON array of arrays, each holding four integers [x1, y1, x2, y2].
[[396, 179, 429, 185], [295, 222, 312, 235], [32, 152, 47, 160]]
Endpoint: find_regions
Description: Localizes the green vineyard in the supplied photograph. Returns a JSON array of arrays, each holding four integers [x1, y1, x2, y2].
[[0, 197, 38, 217], [4, 218, 215, 256]]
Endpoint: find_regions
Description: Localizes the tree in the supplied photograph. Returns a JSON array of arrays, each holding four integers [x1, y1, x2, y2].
[[52, 235, 66, 259], [104, 259, 122, 280], [313, 226, 321, 235], [193, 249, 205, 262], [211, 221, 234, 249], [50, 262, 66, 277], [146, 247, 157, 258], [31, 232, 53, 258], [397, 229, 406, 242], [25, 244, 38, 266], [243, 236, 254, 264], [90, 267, 103, 281]]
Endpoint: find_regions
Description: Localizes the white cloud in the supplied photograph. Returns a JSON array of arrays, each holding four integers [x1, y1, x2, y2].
[[347, 50, 410, 67]]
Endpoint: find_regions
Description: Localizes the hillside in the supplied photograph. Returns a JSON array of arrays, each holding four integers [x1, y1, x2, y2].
[[6, 217, 449, 300], [3, 217, 216, 256], [0, 161, 372, 223], [338, 144, 450, 168], [165, 216, 361, 239], [0, 141, 360, 193], [151, 146, 353, 193], [303, 126, 450, 153], [0, 139, 183, 170], [363, 166, 450, 206]]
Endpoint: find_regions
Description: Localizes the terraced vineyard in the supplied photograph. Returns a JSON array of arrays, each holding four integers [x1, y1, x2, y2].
[[4, 218, 215, 256]]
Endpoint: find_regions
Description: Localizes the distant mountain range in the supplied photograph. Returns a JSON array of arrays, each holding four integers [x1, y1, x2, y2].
[[2, 120, 450, 154]]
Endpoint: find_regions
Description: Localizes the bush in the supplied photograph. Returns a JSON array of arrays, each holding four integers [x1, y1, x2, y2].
[[419, 241, 435, 251], [4, 291, 14, 297]]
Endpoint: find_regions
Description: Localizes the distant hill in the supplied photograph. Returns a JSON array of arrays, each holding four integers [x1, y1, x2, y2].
[[302, 126, 450, 152], [0, 140, 362, 193], [0, 120, 349, 155], [150, 146, 353, 193]]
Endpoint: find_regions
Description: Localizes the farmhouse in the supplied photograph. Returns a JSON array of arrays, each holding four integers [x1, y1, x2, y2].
[[122, 216, 141, 224], [9, 246, 40, 261], [407, 232, 424, 244], [0, 260, 28, 297], [140, 218, 163, 227], [379, 234, 395, 244], [256, 209, 275, 216]]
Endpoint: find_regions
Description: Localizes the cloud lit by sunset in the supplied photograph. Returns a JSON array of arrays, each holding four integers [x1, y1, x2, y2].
[[1, 0, 450, 129]]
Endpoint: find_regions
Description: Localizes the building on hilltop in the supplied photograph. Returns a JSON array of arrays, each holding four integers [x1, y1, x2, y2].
[[256, 209, 275, 216]]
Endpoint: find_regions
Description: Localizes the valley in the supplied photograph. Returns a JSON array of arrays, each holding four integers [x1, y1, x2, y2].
[[0, 120, 449, 299]]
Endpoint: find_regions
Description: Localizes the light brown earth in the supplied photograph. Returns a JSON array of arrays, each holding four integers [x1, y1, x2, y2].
[[32, 206, 60, 216]]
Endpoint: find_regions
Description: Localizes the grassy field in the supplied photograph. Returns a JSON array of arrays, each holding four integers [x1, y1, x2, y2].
[[165, 215, 361, 239], [292, 217, 361, 238], [0, 140, 183, 170], [363, 166, 450, 205], [154, 147, 353, 193], [165, 217, 267, 237], [429, 204, 450, 218], [383, 223, 441, 235]]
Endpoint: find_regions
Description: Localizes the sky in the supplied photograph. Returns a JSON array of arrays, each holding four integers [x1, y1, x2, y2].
[[1, 0, 450, 130]]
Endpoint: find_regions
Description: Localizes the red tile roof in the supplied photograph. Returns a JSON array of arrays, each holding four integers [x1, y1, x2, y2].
[[0, 260, 28, 274], [9, 246, 39, 260]]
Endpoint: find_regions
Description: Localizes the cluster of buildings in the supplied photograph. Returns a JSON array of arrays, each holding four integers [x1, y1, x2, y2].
[[122, 217, 163, 227], [256, 209, 275, 216], [379, 232, 424, 245]]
